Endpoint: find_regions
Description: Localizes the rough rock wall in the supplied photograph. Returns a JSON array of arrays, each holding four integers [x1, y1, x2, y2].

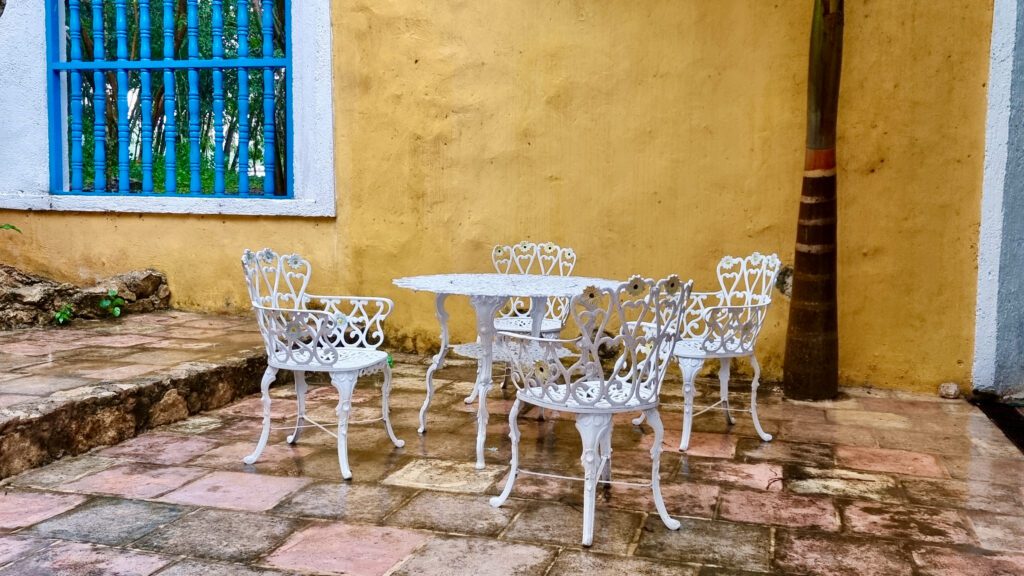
[[0, 265, 171, 329]]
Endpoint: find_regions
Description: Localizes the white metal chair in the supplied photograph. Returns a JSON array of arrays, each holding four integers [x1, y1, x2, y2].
[[491, 275, 692, 547], [240, 248, 404, 480], [455, 241, 577, 404], [634, 253, 781, 451], [491, 241, 577, 335]]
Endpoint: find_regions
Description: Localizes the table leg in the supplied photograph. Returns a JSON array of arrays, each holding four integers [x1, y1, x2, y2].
[[419, 293, 450, 435], [470, 295, 504, 469], [529, 296, 547, 337], [529, 296, 548, 421]]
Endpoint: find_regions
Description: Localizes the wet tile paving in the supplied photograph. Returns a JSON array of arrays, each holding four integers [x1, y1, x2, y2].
[[0, 337, 1020, 574]]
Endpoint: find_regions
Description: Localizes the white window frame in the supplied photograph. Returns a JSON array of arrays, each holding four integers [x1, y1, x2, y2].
[[0, 0, 335, 217]]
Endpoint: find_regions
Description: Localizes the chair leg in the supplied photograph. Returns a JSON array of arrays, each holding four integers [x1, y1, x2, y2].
[[644, 408, 681, 531], [330, 371, 358, 480], [599, 424, 612, 484], [243, 366, 279, 465], [749, 355, 773, 442], [489, 398, 523, 508], [631, 412, 647, 426], [381, 363, 405, 448], [286, 370, 307, 445], [718, 358, 735, 426], [576, 413, 612, 547], [678, 357, 703, 451]]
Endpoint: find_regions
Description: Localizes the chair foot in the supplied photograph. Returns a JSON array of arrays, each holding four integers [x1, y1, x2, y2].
[[490, 399, 522, 508], [381, 364, 405, 448], [645, 408, 681, 531], [749, 354, 773, 442], [243, 366, 278, 465]]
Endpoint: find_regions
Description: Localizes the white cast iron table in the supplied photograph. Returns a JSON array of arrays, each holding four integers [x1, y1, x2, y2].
[[393, 273, 621, 469]]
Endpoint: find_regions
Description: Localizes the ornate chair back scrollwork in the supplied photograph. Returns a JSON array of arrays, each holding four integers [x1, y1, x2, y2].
[[239, 248, 404, 481], [491, 241, 577, 330], [242, 248, 311, 309], [491, 275, 693, 547], [662, 252, 782, 452]]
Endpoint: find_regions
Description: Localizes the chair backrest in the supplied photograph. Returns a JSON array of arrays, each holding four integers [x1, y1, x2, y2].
[[241, 248, 312, 309], [492, 241, 577, 321], [507, 275, 691, 410], [681, 252, 780, 355], [492, 241, 576, 276], [715, 252, 781, 307]]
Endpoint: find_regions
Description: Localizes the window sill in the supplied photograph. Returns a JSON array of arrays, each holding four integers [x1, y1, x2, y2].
[[0, 191, 336, 217]]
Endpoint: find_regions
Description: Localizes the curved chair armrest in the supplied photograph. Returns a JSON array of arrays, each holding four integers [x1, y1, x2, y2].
[[686, 291, 725, 315], [679, 291, 725, 339], [298, 295, 393, 350], [695, 302, 772, 355], [304, 294, 394, 320]]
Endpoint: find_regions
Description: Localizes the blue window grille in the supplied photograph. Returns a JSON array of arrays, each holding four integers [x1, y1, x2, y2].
[[44, 0, 292, 197]]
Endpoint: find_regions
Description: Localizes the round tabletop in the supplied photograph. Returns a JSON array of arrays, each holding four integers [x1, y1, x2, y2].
[[392, 273, 621, 298]]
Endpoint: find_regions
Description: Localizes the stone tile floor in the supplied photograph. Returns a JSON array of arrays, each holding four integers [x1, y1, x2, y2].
[[0, 334, 1022, 574]]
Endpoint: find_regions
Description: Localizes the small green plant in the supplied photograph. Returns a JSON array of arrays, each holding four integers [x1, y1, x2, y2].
[[99, 289, 126, 317], [54, 303, 74, 326], [1, 224, 21, 233], [387, 353, 394, 368]]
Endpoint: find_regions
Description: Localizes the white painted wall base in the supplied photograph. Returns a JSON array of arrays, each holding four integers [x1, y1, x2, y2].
[[974, 0, 1024, 399]]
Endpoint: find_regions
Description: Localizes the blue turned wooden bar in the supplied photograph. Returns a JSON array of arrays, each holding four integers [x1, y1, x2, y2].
[[237, 0, 251, 194], [92, 0, 106, 192], [46, 0, 292, 197], [162, 0, 177, 193], [212, 0, 225, 195], [68, 0, 83, 192], [115, 0, 129, 192], [140, 0, 154, 193], [261, 0, 275, 195], [187, 0, 200, 194]]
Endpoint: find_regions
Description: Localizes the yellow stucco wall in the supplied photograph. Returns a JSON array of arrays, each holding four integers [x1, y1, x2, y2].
[[0, 1, 992, 392]]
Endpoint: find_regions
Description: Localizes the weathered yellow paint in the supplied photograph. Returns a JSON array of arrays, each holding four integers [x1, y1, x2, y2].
[[0, 1, 992, 392]]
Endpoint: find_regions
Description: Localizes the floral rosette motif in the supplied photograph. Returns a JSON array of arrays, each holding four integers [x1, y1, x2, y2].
[[533, 360, 551, 381], [664, 275, 682, 295], [625, 275, 646, 297], [579, 285, 601, 308]]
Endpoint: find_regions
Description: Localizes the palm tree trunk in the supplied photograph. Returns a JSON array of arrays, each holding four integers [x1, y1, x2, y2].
[[784, 0, 844, 400]]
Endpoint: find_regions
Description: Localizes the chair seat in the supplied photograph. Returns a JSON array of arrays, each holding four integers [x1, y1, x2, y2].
[[268, 347, 387, 372], [493, 317, 563, 335], [517, 380, 658, 414], [672, 338, 749, 360]]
